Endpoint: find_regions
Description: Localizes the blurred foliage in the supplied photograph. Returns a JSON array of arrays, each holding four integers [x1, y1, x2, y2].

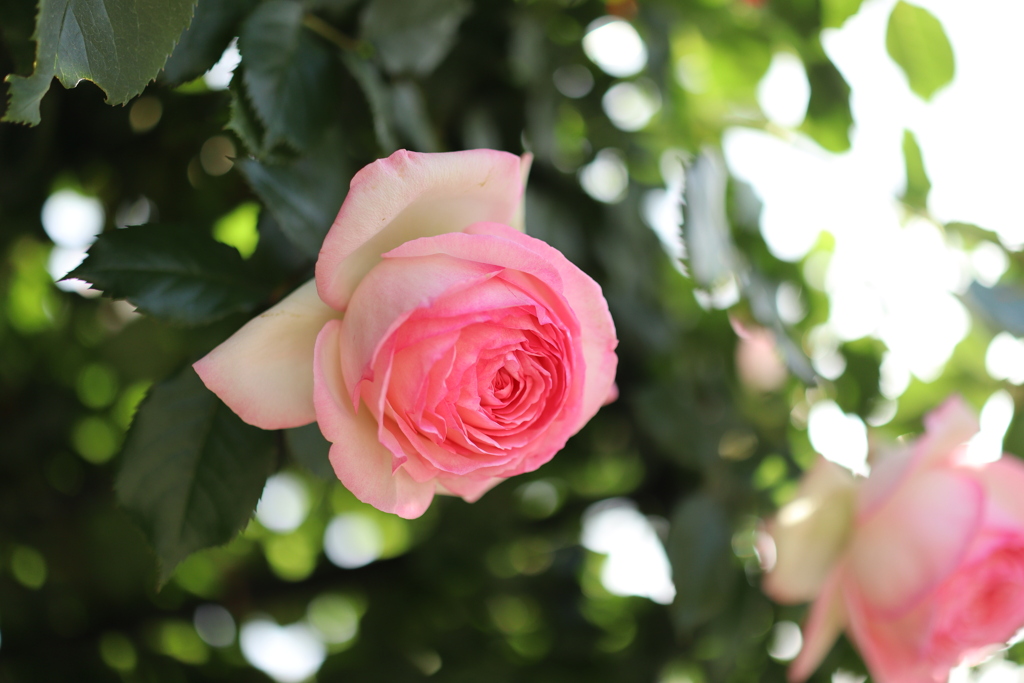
[[0, 0, 1011, 681]]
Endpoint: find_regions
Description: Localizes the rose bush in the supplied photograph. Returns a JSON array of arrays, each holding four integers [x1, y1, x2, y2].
[[764, 397, 1024, 683], [194, 149, 618, 518]]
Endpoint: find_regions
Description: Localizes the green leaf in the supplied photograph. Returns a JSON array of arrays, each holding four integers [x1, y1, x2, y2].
[[822, 0, 864, 29], [901, 129, 931, 210], [341, 53, 398, 154], [67, 224, 271, 325], [285, 423, 335, 480], [116, 366, 276, 584], [236, 126, 351, 258], [668, 493, 737, 632], [800, 58, 853, 152], [360, 0, 471, 76], [3, 0, 199, 125], [886, 1, 954, 101], [226, 67, 270, 157], [963, 282, 1024, 337], [391, 81, 442, 153], [238, 0, 338, 151], [162, 0, 255, 86]]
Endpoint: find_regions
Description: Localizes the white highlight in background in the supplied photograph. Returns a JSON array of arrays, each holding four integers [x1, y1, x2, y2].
[[963, 390, 1014, 465], [204, 39, 241, 90], [255, 473, 309, 534], [757, 52, 810, 128], [807, 400, 869, 475], [323, 513, 383, 569], [581, 499, 676, 605], [767, 621, 803, 661], [579, 149, 629, 204], [582, 18, 647, 78], [986, 332, 1024, 385], [603, 80, 661, 131], [239, 618, 326, 683], [41, 189, 106, 294]]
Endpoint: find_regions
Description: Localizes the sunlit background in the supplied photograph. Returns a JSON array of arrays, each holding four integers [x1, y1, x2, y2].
[[4, 0, 1024, 681]]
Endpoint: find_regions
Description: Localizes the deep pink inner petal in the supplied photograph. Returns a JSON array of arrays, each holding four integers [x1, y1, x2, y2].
[[360, 265, 584, 479]]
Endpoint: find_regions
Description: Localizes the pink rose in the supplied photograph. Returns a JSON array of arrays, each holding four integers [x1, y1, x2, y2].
[[194, 149, 618, 518], [764, 397, 1024, 683]]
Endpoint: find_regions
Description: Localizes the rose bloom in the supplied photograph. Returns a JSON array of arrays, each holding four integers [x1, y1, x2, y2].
[[763, 397, 1024, 683], [194, 149, 618, 518]]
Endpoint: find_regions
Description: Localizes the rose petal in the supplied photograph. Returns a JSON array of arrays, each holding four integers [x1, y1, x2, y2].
[[859, 396, 979, 520], [398, 222, 617, 427], [970, 455, 1024, 528], [789, 569, 848, 683], [313, 319, 435, 518], [842, 582, 935, 683], [193, 279, 338, 429], [849, 469, 984, 616], [511, 152, 533, 233], [316, 149, 525, 309], [764, 458, 857, 604], [340, 253, 500, 403]]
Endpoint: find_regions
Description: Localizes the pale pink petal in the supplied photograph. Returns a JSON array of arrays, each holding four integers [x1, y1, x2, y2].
[[922, 395, 979, 457], [511, 152, 533, 233], [764, 459, 858, 604], [193, 279, 338, 429], [970, 455, 1024, 527], [328, 433, 435, 519], [849, 469, 984, 616], [313, 319, 435, 518], [860, 397, 979, 520], [789, 569, 848, 683], [316, 149, 525, 309], [843, 582, 936, 683], [464, 222, 618, 424]]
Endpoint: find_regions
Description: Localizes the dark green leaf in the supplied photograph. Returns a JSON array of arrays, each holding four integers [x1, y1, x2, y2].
[[3, 0, 198, 125], [238, 0, 338, 151], [360, 0, 471, 76], [285, 423, 335, 480], [341, 53, 398, 154], [668, 493, 737, 632], [116, 366, 275, 584], [800, 58, 853, 153], [236, 126, 351, 258], [886, 1, 954, 101], [963, 282, 1024, 337], [392, 80, 442, 153], [162, 0, 255, 85], [227, 67, 272, 158], [901, 129, 931, 210], [67, 224, 271, 325]]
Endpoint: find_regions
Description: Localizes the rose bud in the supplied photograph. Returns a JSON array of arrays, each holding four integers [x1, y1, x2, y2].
[[194, 149, 618, 518]]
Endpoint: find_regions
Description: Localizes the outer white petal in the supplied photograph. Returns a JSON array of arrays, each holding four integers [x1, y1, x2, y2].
[[764, 458, 857, 604], [194, 279, 339, 429], [512, 152, 533, 232], [316, 149, 526, 309]]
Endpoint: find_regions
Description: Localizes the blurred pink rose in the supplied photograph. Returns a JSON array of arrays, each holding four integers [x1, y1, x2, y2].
[[195, 149, 618, 518], [764, 397, 1024, 683]]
